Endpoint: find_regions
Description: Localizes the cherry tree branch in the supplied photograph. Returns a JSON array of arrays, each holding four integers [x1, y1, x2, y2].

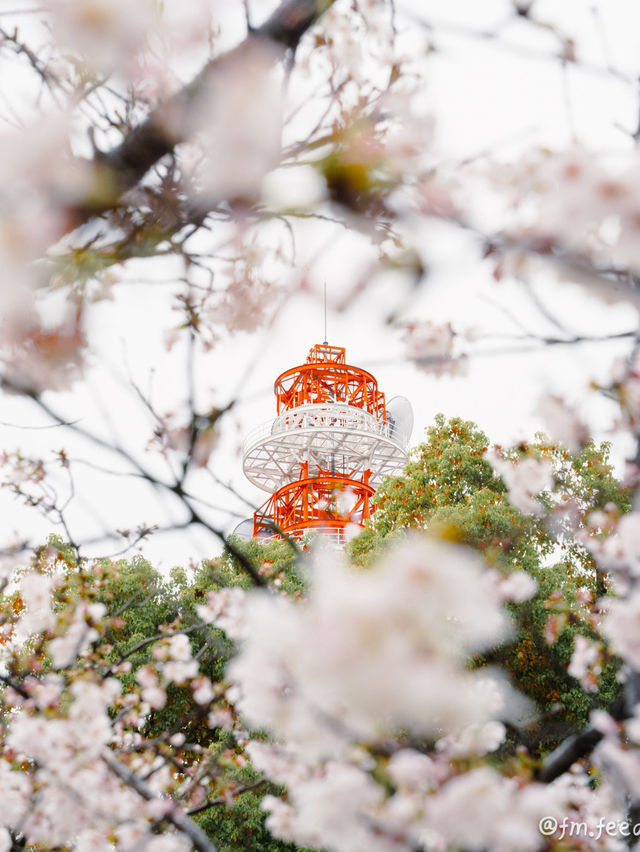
[[186, 778, 268, 815], [0, 372, 267, 586], [102, 750, 218, 852], [78, 0, 337, 221], [537, 727, 604, 783]]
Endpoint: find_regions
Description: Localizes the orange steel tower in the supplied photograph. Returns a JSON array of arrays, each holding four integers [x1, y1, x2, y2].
[[241, 343, 411, 542]]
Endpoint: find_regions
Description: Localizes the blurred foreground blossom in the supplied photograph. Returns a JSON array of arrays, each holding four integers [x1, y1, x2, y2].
[[585, 510, 640, 577], [602, 589, 640, 668], [402, 320, 463, 376], [196, 586, 247, 640], [490, 452, 554, 516], [539, 395, 589, 453], [185, 39, 284, 204], [228, 536, 512, 759], [568, 634, 601, 692], [45, 0, 158, 75], [213, 535, 553, 849]]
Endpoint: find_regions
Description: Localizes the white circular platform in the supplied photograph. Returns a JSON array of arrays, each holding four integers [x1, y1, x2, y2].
[[242, 403, 408, 493]]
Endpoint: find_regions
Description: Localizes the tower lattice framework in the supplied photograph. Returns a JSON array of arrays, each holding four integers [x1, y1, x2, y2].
[[242, 343, 409, 542]]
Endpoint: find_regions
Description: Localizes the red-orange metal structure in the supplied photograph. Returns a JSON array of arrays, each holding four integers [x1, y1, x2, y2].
[[254, 464, 374, 539], [274, 344, 386, 420], [251, 343, 390, 542]]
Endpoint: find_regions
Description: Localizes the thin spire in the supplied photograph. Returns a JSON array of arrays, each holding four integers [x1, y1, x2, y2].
[[323, 280, 328, 344]]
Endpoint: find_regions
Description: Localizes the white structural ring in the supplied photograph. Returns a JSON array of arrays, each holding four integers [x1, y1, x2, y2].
[[242, 403, 407, 493]]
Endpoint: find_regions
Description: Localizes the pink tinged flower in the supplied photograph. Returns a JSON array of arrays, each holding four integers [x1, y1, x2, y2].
[[86, 603, 106, 623], [437, 721, 506, 757], [494, 570, 537, 603], [142, 685, 167, 709], [602, 589, 640, 667], [402, 320, 463, 376], [261, 761, 386, 851], [27, 674, 64, 709], [17, 571, 56, 634], [168, 633, 192, 662], [136, 664, 158, 689], [489, 453, 553, 516], [543, 613, 567, 645], [386, 749, 438, 791], [115, 825, 151, 848], [192, 677, 215, 706], [45, 0, 158, 76], [0, 762, 31, 826], [145, 798, 175, 821], [596, 512, 640, 576], [143, 833, 192, 852], [0, 829, 10, 852], [261, 796, 297, 843], [227, 537, 512, 758], [538, 394, 589, 452], [162, 660, 198, 685], [196, 587, 247, 640], [425, 767, 562, 852], [590, 710, 618, 736], [208, 709, 234, 730], [568, 635, 600, 691], [74, 830, 113, 852], [48, 607, 99, 668]]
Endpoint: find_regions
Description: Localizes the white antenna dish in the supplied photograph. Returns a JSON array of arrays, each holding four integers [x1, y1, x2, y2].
[[232, 518, 256, 540], [386, 396, 414, 449]]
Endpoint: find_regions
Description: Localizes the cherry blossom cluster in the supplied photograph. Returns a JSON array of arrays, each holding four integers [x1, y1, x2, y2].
[[0, 556, 250, 851], [209, 537, 581, 850]]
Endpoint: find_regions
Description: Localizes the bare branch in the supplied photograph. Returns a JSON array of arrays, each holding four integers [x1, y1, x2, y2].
[[186, 778, 268, 815], [77, 0, 337, 221], [102, 750, 218, 852]]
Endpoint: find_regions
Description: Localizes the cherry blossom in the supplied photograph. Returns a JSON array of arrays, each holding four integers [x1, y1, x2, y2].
[[45, 0, 158, 75], [590, 511, 640, 577], [489, 452, 554, 516], [196, 587, 247, 640], [492, 569, 538, 603], [424, 767, 563, 852], [568, 635, 601, 692], [190, 39, 284, 203], [386, 749, 439, 792], [602, 589, 640, 668], [228, 537, 513, 760], [539, 395, 589, 453], [436, 720, 507, 757], [402, 320, 462, 376], [48, 600, 105, 667]]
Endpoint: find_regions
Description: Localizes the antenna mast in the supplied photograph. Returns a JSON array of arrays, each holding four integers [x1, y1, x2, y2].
[[323, 281, 328, 345]]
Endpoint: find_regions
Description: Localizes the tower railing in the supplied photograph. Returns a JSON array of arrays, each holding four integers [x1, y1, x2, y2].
[[242, 402, 408, 458]]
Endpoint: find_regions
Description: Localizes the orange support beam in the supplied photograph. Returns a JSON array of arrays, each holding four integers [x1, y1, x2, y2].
[[274, 344, 387, 421], [253, 468, 375, 542]]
